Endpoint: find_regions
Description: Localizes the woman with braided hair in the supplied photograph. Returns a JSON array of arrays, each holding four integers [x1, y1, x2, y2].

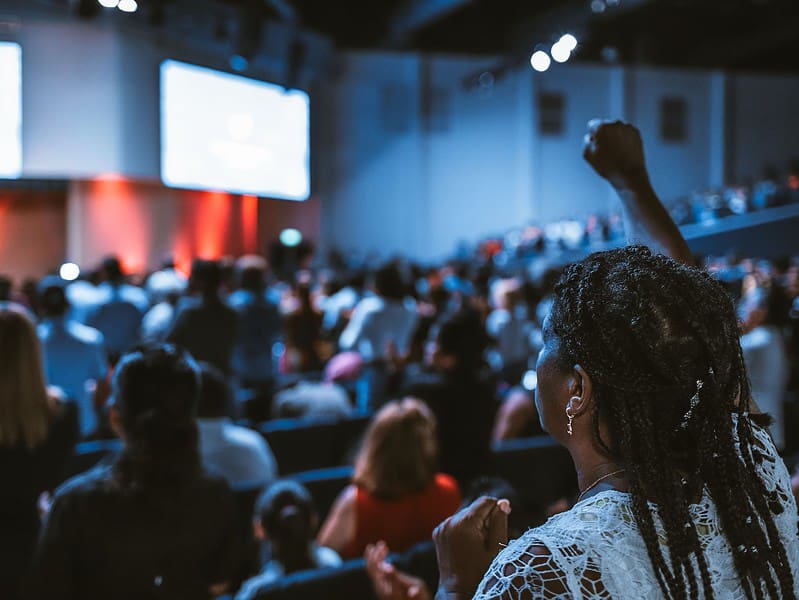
[[367, 121, 799, 600]]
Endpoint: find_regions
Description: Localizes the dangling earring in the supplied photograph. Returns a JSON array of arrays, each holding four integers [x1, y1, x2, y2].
[[566, 408, 574, 436]]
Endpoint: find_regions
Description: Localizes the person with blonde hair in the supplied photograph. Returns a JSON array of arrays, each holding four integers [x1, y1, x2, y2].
[[317, 398, 461, 559], [0, 304, 79, 600]]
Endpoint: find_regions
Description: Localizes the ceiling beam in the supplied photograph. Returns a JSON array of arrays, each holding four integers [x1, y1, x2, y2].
[[388, 0, 473, 45]]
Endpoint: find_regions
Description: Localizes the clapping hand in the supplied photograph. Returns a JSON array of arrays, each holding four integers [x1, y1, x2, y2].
[[365, 541, 432, 600], [433, 496, 511, 599]]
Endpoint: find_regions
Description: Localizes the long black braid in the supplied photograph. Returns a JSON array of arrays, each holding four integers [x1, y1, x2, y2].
[[549, 246, 795, 600]]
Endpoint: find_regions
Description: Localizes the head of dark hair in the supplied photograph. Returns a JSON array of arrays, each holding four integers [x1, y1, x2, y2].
[[254, 480, 317, 574], [549, 245, 795, 600], [101, 256, 124, 283], [196, 362, 232, 419], [0, 275, 12, 301], [374, 263, 405, 301], [38, 277, 69, 317], [190, 259, 222, 296], [111, 344, 201, 490], [435, 309, 488, 372]]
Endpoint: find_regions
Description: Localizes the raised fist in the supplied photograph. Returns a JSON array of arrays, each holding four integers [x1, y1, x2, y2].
[[583, 119, 648, 188]]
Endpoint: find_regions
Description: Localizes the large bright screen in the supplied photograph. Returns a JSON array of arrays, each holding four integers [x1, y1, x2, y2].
[[0, 42, 22, 179], [160, 60, 310, 200]]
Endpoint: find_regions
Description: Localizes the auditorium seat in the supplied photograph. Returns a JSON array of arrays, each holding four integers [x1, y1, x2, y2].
[[491, 435, 577, 513], [242, 540, 437, 600], [290, 466, 353, 524], [231, 481, 266, 587], [61, 438, 124, 483], [258, 413, 371, 474]]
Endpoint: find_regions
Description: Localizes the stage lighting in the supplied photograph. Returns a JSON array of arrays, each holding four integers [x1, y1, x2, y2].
[[98, 0, 119, 7], [59, 262, 81, 281], [117, 0, 137, 12], [559, 34, 578, 52], [279, 228, 302, 247], [590, 0, 606, 13], [551, 40, 571, 63], [530, 50, 551, 72]]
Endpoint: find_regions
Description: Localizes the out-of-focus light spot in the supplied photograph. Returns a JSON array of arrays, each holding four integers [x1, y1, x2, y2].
[[478, 71, 495, 88], [279, 228, 302, 247], [117, 0, 137, 11], [559, 34, 578, 52], [98, 0, 119, 7], [601, 46, 620, 63], [591, 0, 606, 13], [551, 40, 571, 63], [606, 0, 620, 6], [230, 55, 249, 72], [522, 370, 538, 391], [530, 50, 551, 72], [60, 262, 80, 281]]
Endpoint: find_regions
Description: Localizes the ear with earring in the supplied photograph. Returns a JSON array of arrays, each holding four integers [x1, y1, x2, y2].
[[566, 406, 575, 436]]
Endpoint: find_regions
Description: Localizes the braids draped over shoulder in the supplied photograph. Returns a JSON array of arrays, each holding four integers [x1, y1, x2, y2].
[[549, 245, 795, 600]]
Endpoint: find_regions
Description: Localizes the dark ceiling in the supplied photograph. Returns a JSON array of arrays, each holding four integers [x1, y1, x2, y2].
[[287, 0, 799, 71], [33, 0, 799, 72]]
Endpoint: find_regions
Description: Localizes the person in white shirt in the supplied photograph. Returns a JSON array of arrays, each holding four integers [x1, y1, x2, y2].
[[339, 264, 417, 363], [196, 363, 278, 486], [739, 285, 790, 449], [37, 277, 109, 437]]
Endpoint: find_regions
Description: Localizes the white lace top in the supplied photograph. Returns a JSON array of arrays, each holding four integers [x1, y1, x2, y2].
[[475, 421, 799, 599]]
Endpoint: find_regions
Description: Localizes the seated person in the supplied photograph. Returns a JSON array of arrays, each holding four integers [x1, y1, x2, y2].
[[317, 398, 461, 560], [235, 480, 342, 600], [197, 363, 278, 487], [27, 344, 238, 600]]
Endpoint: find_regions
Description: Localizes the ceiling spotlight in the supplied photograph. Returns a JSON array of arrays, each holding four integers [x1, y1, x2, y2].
[[559, 34, 578, 52], [117, 0, 137, 12], [590, 0, 606, 12], [59, 262, 81, 282], [530, 50, 551, 72], [98, 0, 119, 7], [551, 41, 571, 63]]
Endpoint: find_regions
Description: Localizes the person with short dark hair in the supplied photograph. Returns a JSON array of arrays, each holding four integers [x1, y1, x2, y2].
[[196, 362, 278, 487], [401, 309, 497, 486], [37, 276, 109, 437], [27, 345, 238, 600], [168, 259, 238, 374], [235, 480, 342, 599], [85, 256, 148, 361]]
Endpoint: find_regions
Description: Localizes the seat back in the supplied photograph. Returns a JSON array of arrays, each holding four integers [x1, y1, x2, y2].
[[259, 413, 371, 475], [491, 436, 577, 512], [290, 466, 354, 524]]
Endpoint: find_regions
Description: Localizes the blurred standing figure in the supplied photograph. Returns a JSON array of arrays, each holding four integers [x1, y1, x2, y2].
[[168, 259, 238, 375], [85, 256, 147, 362], [0, 305, 79, 600], [339, 264, 417, 363], [281, 281, 324, 374], [228, 256, 281, 387], [37, 277, 109, 437]]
